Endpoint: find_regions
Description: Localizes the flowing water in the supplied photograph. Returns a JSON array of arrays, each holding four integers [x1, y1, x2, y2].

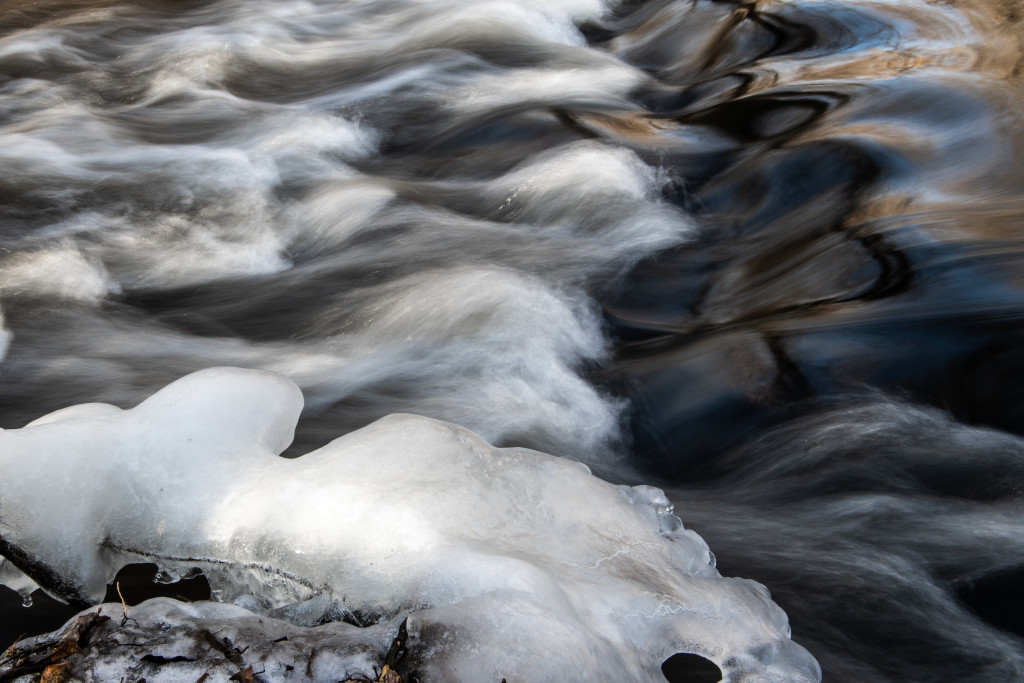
[[0, 0, 1023, 680]]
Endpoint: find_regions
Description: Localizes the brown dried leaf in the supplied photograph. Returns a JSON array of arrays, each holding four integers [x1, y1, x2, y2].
[[199, 630, 231, 656], [66, 611, 108, 641], [40, 661, 72, 683], [228, 666, 254, 683], [48, 639, 79, 663]]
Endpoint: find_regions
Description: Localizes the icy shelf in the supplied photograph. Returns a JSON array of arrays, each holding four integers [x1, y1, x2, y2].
[[0, 367, 819, 682], [1, 599, 393, 683]]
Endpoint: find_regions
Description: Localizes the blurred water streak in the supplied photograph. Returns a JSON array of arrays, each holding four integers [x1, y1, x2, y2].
[[1, 0, 1023, 679]]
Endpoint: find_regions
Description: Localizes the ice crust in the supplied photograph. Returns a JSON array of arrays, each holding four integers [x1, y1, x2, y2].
[[10, 598, 394, 683], [0, 308, 9, 363], [0, 368, 819, 681]]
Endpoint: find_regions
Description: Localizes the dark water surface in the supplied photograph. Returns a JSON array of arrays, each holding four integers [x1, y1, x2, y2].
[[1, 0, 1023, 680]]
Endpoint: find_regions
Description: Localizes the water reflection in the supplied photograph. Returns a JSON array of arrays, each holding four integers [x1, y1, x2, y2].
[[598, 0, 1024, 679]]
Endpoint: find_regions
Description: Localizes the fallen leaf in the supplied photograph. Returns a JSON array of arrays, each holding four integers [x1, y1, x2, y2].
[[40, 661, 73, 683], [48, 639, 80, 663], [379, 664, 403, 683], [229, 665, 254, 683]]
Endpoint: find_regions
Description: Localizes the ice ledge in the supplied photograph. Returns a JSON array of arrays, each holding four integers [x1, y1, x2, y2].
[[0, 598, 393, 683], [0, 367, 820, 681]]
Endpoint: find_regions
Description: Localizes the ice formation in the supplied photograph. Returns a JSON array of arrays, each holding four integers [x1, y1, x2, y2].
[[4, 599, 395, 683], [0, 308, 9, 363], [0, 368, 819, 681]]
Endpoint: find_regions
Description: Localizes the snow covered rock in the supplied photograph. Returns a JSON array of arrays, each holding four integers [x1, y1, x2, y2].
[[0, 599, 392, 683]]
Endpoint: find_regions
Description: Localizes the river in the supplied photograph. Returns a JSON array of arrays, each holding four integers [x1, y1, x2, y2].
[[1, 0, 1023, 680]]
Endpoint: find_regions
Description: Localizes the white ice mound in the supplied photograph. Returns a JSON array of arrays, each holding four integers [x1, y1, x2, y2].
[[0, 368, 819, 682]]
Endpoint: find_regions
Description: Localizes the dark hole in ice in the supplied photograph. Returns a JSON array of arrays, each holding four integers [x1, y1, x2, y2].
[[102, 563, 211, 605], [0, 563, 215, 649], [661, 652, 723, 682], [0, 585, 78, 649]]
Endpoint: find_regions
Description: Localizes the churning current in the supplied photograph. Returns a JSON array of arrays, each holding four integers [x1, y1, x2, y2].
[[0, 0, 1023, 680]]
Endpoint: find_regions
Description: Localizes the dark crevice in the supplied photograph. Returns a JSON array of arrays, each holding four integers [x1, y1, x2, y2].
[[662, 652, 724, 683]]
